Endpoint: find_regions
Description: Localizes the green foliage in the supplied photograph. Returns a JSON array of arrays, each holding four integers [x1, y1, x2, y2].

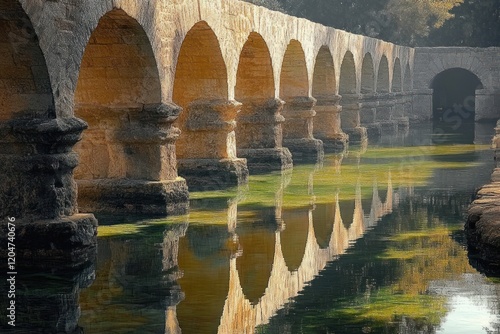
[[428, 0, 500, 47], [242, 0, 498, 47]]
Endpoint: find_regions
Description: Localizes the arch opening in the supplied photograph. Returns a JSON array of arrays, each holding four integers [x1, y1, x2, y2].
[[431, 68, 483, 144], [392, 58, 402, 92], [236, 32, 274, 102], [376, 56, 389, 93], [339, 51, 356, 95], [404, 63, 412, 92], [74, 8, 161, 182], [280, 40, 308, 99], [312, 45, 336, 98], [173, 21, 229, 162], [0, 0, 54, 122], [361, 53, 375, 94]]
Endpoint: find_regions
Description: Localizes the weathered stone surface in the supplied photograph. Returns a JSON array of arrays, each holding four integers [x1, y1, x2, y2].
[[77, 178, 189, 215], [178, 158, 249, 191], [0, 214, 97, 266], [314, 95, 348, 151], [413, 47, 500, 122], [238, 148, 293, 174], [466, 164, 500, 271]]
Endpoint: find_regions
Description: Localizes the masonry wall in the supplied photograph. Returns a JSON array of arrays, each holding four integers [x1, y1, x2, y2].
[[413, 47, 500, 122]]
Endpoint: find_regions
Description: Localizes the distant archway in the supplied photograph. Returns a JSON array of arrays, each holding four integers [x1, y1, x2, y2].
[[431, 68, 483, 143]]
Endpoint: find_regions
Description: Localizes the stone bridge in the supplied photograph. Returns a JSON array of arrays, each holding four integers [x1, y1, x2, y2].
[[0, 0, 498, 260]]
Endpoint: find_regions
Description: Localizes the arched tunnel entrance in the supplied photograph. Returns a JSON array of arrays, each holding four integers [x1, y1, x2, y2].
[[431, 68, 483, 144]]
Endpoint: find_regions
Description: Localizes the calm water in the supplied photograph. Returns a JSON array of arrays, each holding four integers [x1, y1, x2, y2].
[[4, 122, 500, 333]]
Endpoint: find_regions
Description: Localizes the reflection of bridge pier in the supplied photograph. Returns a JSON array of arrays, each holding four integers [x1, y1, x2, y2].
[[1, 262, 95, 334], [216, 172, 397, 332]]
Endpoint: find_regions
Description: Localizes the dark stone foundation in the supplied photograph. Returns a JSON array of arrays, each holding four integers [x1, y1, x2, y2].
[[178, 158, 249, 191], [77, 178, 189, 215], [238, 147, 293, 174]]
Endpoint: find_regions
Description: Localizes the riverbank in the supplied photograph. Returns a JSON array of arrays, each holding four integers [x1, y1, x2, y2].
[[465, 122, 500, 271]]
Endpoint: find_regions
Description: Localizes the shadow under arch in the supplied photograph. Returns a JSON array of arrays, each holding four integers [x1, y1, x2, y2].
[[377, 55, 389, 93], [431, 68, 483, 144], [361, 53, 375, 94], [339, 51, 357, 95], [404, 63, 412, 92], [0, 0, 54, 123], [393, 58, 402, 92]]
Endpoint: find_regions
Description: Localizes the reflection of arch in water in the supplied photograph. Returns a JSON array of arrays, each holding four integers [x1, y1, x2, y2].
[[312, 203, 336, 249], [217, 174, 397, 333]]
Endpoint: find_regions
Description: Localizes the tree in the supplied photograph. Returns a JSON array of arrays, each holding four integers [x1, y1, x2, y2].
[[384, 0, 462, 45], [428, 0, 500, 47]]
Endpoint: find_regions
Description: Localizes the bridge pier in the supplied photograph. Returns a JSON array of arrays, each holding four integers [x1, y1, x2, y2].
[[0, 116, 97, 265], [376, 93, 399, 132], [282, 96, 324, 162], [359, 93, 382, 138], [313, 95, 349, 151], [75, 103, 189, 215], [176, 99, 249, 190], [340, 94, 368, 144], [392, 92, 410, 131], [236, 98, 293, 173]]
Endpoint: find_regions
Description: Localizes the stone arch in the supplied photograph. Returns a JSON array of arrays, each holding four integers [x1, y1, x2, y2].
[[172, 20, 229, 160], [404, 63, 412, 92], [339, 51, 357, 94], [312, 45, 336, 98], [235, 32, 275, 102], [431, 68, 483, 135], [74, 8, 162, 182], [392, 58, 402, 92], [0, 0, 54, 122], [377, 55, 390, 93], [280, 39, 309, 99], [361, 53, 375, 94]]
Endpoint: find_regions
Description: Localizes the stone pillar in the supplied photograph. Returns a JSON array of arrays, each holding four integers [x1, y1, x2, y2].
[[392, 92, 410, 131], [282, 96, 324, 162], [313, 95, 349, 152], [359, 93, 382, 138], [340, 93, 367, 143], [0, 116, 97, 264], [177, 99, 248, 190], [76, 103, 189, 215], [236, 98, 293, 173], [376, 93, 398, 132]]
